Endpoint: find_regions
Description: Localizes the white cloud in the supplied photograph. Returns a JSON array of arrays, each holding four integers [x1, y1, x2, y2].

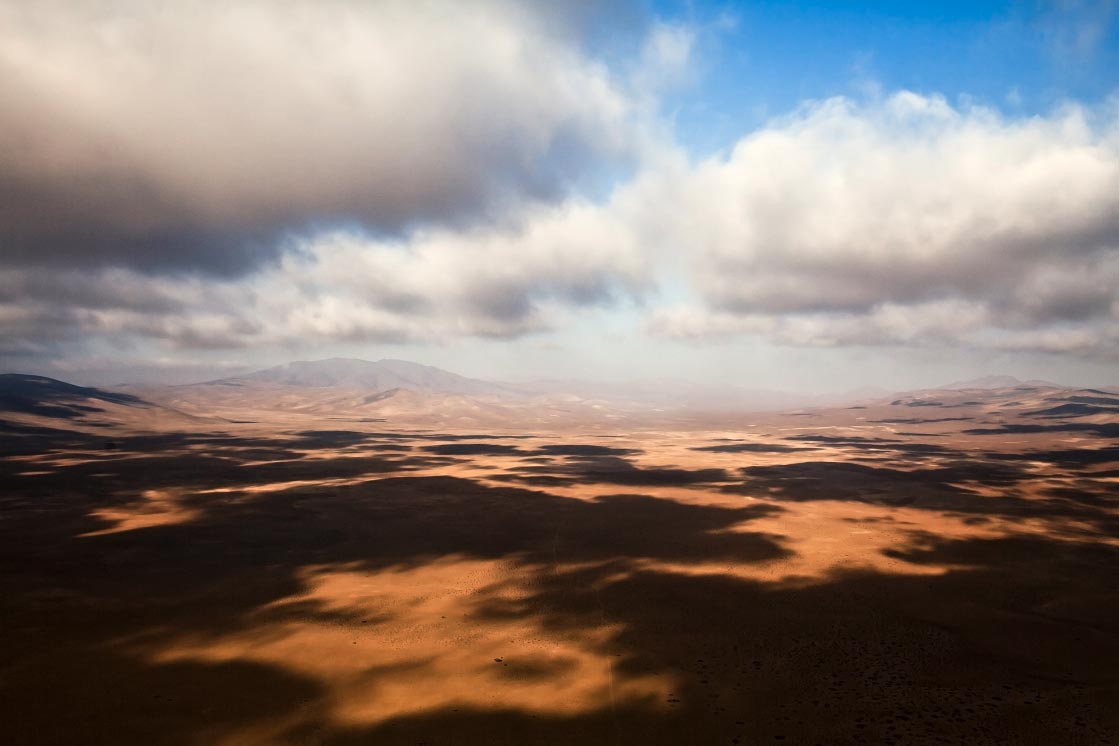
[[3, 26, 1118, 370], [252, 197, 650, 343], [646, 92, 1119, 357], [0, 197, 650, 355], [633, 22, 696, 95]]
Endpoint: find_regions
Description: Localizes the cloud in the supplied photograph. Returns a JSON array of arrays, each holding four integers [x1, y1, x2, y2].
[[0, 197, 649, 357], [3, 9, 1118, 376], [258, 203, 650, 343], [647, 92, 1119, 357], [633, 22, 696, 94], [0, 0, 644, 275]]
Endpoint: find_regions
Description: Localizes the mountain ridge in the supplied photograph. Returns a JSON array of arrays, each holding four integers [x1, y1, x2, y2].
[[937, 375, 1062, 390], [205, 357, 511, 396], [0, 373, 201, 425], [6, 364, 1116, 425]]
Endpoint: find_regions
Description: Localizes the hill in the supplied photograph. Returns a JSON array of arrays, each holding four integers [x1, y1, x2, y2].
[[212, 358, 510, 396], [0, 373, 200, 429]]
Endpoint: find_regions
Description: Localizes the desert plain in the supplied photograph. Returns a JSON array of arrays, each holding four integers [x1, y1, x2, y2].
[[1, 365, 1117, 745]]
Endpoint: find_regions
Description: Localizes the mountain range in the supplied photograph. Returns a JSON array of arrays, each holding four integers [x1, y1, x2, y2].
[[2, 358, 1116, 430], [210, 358, 509, 396], [937, 375, 1061, 390]]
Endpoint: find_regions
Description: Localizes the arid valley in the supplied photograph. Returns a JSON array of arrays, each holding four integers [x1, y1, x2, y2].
[[5, 2, 1119, 744], [2, 360, 1117, 745]]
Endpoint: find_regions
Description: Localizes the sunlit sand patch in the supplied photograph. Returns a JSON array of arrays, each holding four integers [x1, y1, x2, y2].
[[194, 458, 544, 497], [644, 488, 1094, 582], [132, 558, 669, 735], [196, 475, 383, 495], [23, 454, 127, 469], [80, 488, 201, 536], [735, 502, 974, 579]]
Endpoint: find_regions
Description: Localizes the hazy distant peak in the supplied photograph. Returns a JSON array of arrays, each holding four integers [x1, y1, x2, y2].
[[223, 358, 508, 396], [936, 375, 1062, 391], [938, 375, 1020, 390], [372, 358, 458, 374]]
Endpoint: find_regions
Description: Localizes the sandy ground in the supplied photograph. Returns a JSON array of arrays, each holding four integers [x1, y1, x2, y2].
[[1, 386, 1117, 745]]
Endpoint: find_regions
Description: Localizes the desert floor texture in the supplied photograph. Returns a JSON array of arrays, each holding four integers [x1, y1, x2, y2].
[[1, 380, 1117, 745]]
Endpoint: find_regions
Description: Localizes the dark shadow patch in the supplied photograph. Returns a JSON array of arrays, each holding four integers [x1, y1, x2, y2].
[[868, 417, 971, 424], [724, 459, 1030, 509], [531, 444, 640, 457], [787, 435, 898, 444], [0, 374, 148, 420], [424, 443, 522, 456], [1023, 403, 1119, 418], [489, 473, 574, 487], [290, 430, 379, 448], [964, 423, 1119, 438], [784, 434, 952, 457], [557, 455, 731, 487], [491, 655, 581, 681], [692, 443, 815, 454]]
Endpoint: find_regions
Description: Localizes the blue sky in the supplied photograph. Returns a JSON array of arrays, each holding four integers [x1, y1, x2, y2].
[[657, 1, 1119, 152], [1, 1, 1116, 389]]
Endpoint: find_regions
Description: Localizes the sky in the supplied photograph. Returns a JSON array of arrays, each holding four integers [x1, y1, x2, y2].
[[1, 0, 1118, 391]]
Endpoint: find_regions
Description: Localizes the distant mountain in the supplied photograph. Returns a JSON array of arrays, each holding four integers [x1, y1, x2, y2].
[[197, 359, 896, 412], [937, 375, 1061, 391], [0, 374, 148, 419], [208, 358, 511, 396], [0, 373, 203, 429]]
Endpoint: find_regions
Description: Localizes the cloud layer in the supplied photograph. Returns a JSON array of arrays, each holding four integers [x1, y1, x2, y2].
[[0, 0, 640, 274], [0, 197, 650, 357], [1, 1, 1117, 372]]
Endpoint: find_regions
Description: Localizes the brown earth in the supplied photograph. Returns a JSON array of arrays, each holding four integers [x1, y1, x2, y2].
[[1, 383, 1117, 745]]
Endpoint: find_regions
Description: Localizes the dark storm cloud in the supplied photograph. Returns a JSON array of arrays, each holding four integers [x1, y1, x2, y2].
[[0, 0, 641, 275]]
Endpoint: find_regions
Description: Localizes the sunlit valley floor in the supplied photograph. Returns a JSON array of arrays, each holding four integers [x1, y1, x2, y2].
[[1, 374, 1117, 745]]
